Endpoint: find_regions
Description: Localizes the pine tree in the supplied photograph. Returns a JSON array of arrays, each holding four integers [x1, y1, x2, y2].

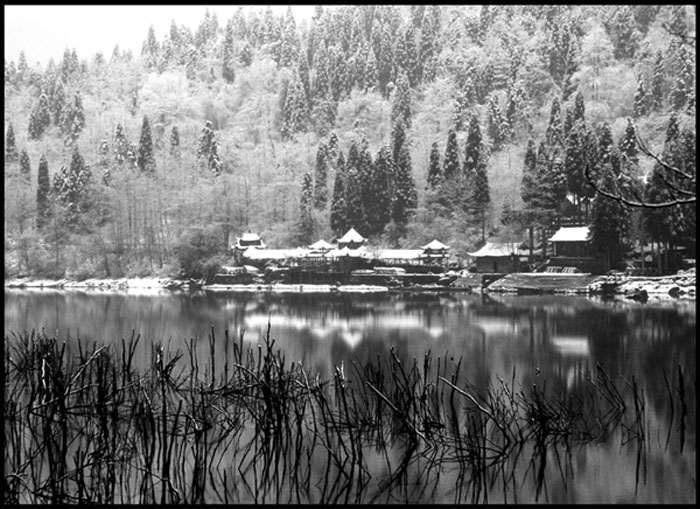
[[589, 166, 629, 271], [222, 20, 236, 83], [597, 122, 615, 170], [5, 122, 18, 163], [313, 143, 329, 210], [137, 115, 156, 174], [564, 121, 587, 212], [442, 128, 460, 181], [618, 119, 639, 167], [36, 155, 51, 229], [280, 6, 300, 68], [650, 50, 665, 111], [364, 44, 378, 91], [487, 95, 507, 151], [298, 51, 311, 107], [396, 23, 419, 87], [142, 25, 160, 70], [52, 148, 94, 230], [28, 93, 51, 139], [391, 144, 418, 229], [345, 168, 364, 233], [298, 172, 315, 243], [391, 119, 407, 166], [330, 152, 347, 235], [281, 78, 309, 140], [426, 141, 442, 188], [520, 139, 539, 208], [670, 45, 693, 111], [391, 71, 412, 128], [606, 6, 641, 60], [463, 115, 485, 185], [546, 97, 563, 146], [368, 145, 393, 235], [170, 126, 180, 157], [573, 91, 585, 124], [19, 149, 31, 181], [633, 76, 648, 118], [114, 123, 129, 165]]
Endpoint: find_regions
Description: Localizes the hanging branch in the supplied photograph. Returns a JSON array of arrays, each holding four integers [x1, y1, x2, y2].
[[584, 124, 696, 208]]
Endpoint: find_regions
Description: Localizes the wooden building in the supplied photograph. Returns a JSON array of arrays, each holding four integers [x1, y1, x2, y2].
[[467, 242, 521, 273]]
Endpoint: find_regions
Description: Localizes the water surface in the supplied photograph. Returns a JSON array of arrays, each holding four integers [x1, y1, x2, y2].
[[4, 289, 696, 504]]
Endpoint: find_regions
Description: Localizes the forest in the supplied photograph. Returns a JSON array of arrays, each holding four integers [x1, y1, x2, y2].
[[3, 5, 696, 280]]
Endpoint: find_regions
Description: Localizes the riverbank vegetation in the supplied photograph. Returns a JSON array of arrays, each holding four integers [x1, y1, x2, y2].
[[4, 326, 694, 503], [4, 6, 696, 280]]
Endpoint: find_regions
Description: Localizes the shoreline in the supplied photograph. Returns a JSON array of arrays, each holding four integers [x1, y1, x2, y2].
[[4, 270, 695, 301]]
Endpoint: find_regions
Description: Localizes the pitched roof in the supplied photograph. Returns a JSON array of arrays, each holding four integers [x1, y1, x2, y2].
[[421, 239, 450, 251], [308, 239, 334, 251], [549, 226, 590, 243], [337, 228, 366, 243], [467, 242, 519, 258]]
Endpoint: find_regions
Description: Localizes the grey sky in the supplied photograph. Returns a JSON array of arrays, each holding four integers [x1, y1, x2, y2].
[[4, 4, 316, 67]]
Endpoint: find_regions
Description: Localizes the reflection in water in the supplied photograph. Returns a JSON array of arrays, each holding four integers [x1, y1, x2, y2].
[[4, 289, 696, 504]]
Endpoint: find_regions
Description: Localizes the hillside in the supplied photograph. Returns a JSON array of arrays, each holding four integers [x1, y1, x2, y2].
[[4, 5, 696, 280]]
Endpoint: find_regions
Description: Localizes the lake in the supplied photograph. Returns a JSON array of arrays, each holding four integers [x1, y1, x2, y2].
[[3, 289, 696, 504]]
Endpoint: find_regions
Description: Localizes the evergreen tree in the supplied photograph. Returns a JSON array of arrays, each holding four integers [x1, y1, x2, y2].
[[114, 123, 129, 165], [564, 121, 587, 209], [442, 128, 460, 181], [391, 119, 407, 166], [544, 17, 580, 98], [364, 44, 378, 91], [391, 144, 418, 229], [589, 164, 629, 271], [280, 6, 300, 68], [170, 126, 180, 157], [281, 78, 309, 140], [650, 50, 665, 111], [52, 148, 94, 230], [330, 152, 347, 235], [573, 91, 585, 124], [520, 139, 539, 208], [463, 115, 485, 185], [298, 172, 315, 243], [605, 6, 640, 59], [597, 122, 615, 170], [391, 71, 412, 128], [487, 95, 507, 151], [222, 20, 236, 83], [36, 155, 51, 229], [239, 39, 253, 67], [142, 25, 160, 70], [5, 122, 18, 163], [313, 142, 329, 210], [19, 149, 31, 181], [395, 23, 419, 87], [298, 51, 311, 107], [368, 145, 393, 235], [618, 119, 639, 167], [197, 120, 222, 174], [426, 141, 442, 188], [137, 115, 156, 174], [670, 45, 693, 111], [28, 93, 51, 139], [471, 151, 491, 241], [633, 76, 648, 118], [345, 167, 364, 233], [546, 97, 563, 146]]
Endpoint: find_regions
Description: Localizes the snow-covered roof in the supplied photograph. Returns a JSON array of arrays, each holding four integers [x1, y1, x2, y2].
[[308, 239, 335, 251], [337, 228, 366, 244], [329, 246, 369, 258], [467, 242, 519, 258], [243, 248, 296, 260], [421, 239, 450, 251], [240, 232, 262, 242], [549, 226, 590, 243]]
